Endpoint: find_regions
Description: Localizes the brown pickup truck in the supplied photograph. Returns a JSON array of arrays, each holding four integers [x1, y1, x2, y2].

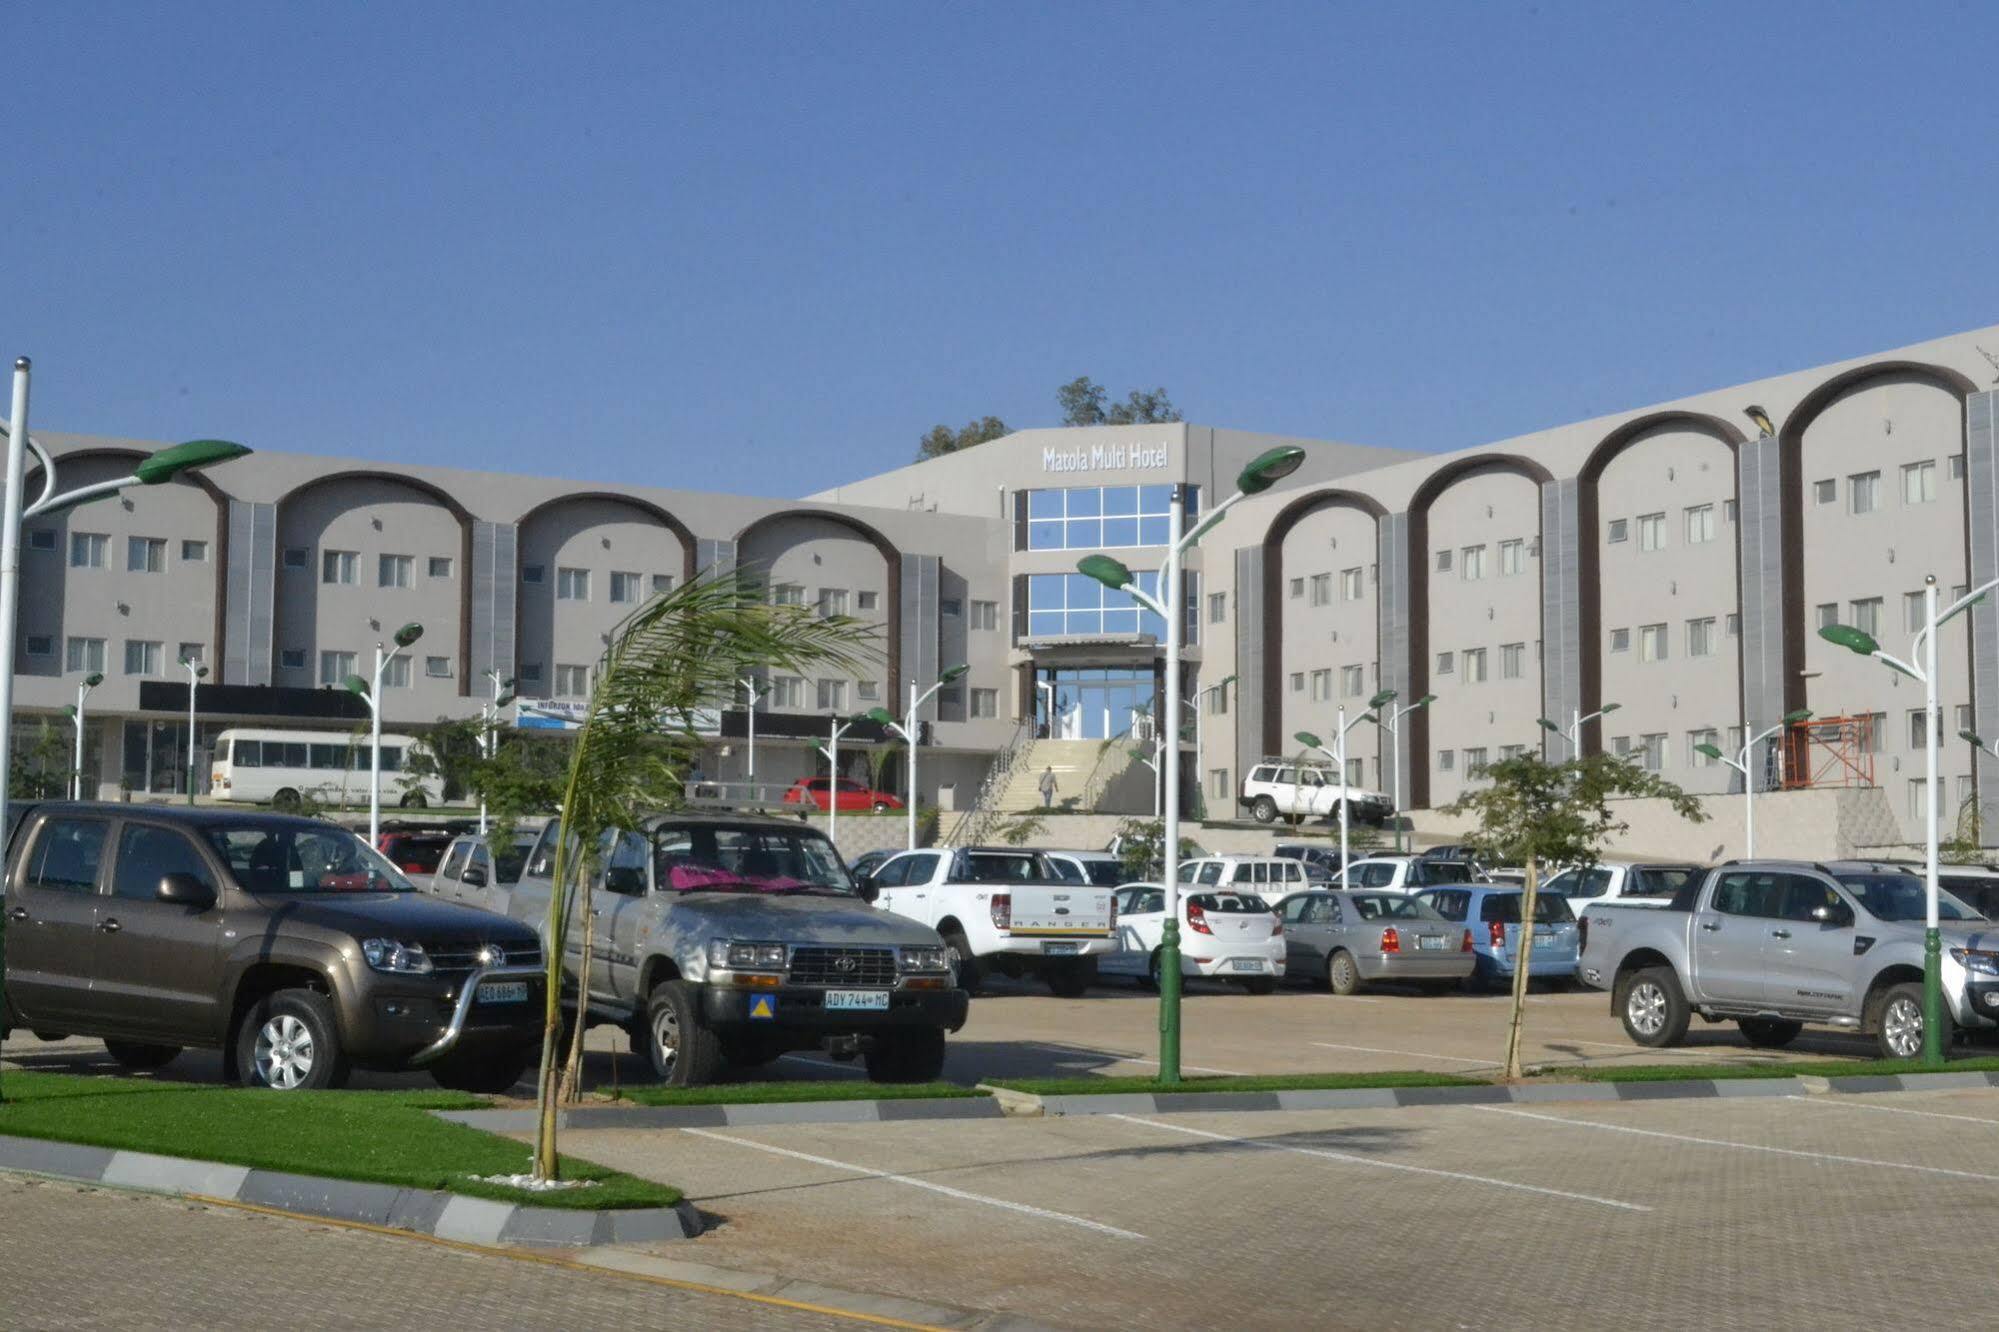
[[0, 803, 545, 1092]]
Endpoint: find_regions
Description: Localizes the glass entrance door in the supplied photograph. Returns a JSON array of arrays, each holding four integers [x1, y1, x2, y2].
[[1038, 668, 1156, 742]]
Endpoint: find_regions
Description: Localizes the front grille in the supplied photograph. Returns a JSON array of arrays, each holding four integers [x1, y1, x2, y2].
[[428, 941, 544, 975], [787, 945, 897, 987]]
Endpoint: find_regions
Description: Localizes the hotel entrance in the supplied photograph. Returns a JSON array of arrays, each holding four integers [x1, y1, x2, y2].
[[1034, 666, 1158, 741]]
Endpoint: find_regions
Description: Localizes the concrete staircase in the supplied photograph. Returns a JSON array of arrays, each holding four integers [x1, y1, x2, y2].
[[991, 739, 1105, 814]]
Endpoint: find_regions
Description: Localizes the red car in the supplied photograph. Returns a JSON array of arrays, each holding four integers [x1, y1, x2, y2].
[[376, 830, 453, 875], [782, 777, 903, 812]]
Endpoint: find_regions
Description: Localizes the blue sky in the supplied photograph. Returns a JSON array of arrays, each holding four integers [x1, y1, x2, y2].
[[6, 3, 1996, 495]]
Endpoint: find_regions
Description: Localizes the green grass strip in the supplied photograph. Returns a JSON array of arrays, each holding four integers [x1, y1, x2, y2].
[[1545, 1055, 1999, 1083], [0, 1072, 678, 1210], [987, 1070, 1486, 1096], [618, 1080, 982, 1106]]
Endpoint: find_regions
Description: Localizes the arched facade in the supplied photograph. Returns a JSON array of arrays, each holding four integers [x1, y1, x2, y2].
[[735, 509, 901, 716], [1258, 489, 1388, 764]]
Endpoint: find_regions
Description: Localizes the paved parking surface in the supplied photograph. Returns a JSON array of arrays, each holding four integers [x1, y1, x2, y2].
[[561, 1086, 1999, 1331]]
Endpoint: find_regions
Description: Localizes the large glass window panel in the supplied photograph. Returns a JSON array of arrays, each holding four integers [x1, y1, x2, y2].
[[1102, 486, 1139, 516], [1139, 516, 1169, 545], [1029, 521, 1063, 550], [1028, 489, 1065, 519], [1065, 518, 1102, 547], [1101, 517, 1139, 546], [1066, 488, 1101, 518]]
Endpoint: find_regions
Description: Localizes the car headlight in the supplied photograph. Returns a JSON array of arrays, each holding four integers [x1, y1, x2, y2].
[[360, 939, 434, 975], [1949, 947, 1999, 977], [899, 945, 951, 972], [708, 939, 788, 971]]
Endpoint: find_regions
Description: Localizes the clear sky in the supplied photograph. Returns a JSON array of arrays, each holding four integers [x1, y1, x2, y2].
[[6, 2, 1995, 495]]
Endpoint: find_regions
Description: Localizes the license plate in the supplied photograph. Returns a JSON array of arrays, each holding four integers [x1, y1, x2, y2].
[[1042, 941, 1081, 955], [476, 981, 529, 1004], [824, 989, 890, 1011], [1533, 928, 1555, 939], [1416, 935, 1447, 951], [1230, 959, 1264, 973]]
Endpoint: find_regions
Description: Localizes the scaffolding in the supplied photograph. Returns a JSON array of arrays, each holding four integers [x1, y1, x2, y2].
[[1780, 714, 1876, 790]]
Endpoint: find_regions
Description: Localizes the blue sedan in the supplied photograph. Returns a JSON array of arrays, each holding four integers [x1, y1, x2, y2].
[[1414, 885, 1578, 989]]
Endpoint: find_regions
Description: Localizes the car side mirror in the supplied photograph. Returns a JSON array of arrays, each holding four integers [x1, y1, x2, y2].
[[603, 866, 647, 897], [461, 867, 488, 888], [157, 873, 216, 910], [1812, 903, 1853, 927], [856, 878, 880, 904]]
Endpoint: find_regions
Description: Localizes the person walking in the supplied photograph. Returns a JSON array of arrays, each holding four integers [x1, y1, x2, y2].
[[1038, 765, 1058, 809]]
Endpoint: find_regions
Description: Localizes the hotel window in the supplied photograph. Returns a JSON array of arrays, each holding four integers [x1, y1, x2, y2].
[[1340, 567, 1363, 600], [970, 688, 998, 719], [378, 554, 413, 589], [1498, 539, 1525, 576], [555, 664, 592, 698], [280, 648, 307, 671], [940, 598, 962, 618], [1723, 498, 1737, 523], [769, 676, 804, 707], [1850, 597, 1883, 635], [1208, 591, 1227, 624], [1025, 484, 1198, 551], [283, 546, 311, 570], [1639, 623, 1668, 662], [319, 650, 357, 686], [428, 556, 453, 578], [1814, 478, 1837, 505], [556, 567, 590, 601], [1289, 577, 1304, 600], [1462, 648, 1488, 683], [1609, 627, 1630, 653], [26, 529, 55, 552], [66, 638, 105, 673], [1866, 712, 1886, 754], [769, 582, 804, 606], [1637, 512, 1666, 552], [610, 571, 643, 604], [1209, 768, 1230, 801], [178, 643, 204, 666], [1463, 747, 1489, 777], [519, 662, 542, 684], [1460, 545, 1485, 580], [425, 656, 453, 678], [1025, 570, 1169, 640], [1208, 686, 1229, 715], [1902, 460, 1936, 505], [1904, 590, 1926, 632], [1959, 703, 1974, 733], [1949, 453, 1966, 480], [1290, 672, 1305, 693], [816, 678, 847, 711], [1310, 669, 1332, 702], [521, 564, 544, 584], [1499, 744, 1527, 761], [1816, 603, 1838, 630], [382, 656, 411, 688], [1726, 612, 1740, 637], [1688, 729, 1720, 767], [1686, 617, 1716, 658], [652, 574, 675, 595], [127, 536, 167, 573], [856, 590, 879, 611], [1436, 651, 1454, 675], [817, 587, 849, 617], [1500, 642, 1525, 679], [1683, 504, 1715, 545], [1908, 707, 1931, 750], [1908, 778, 1929, 819], [1435, 549, 1453, 573], [1437, 750, 1455, 772], [970, 600, 998, 630], [857, 680, 880, 701], [321, 550, 358, 585], [1607, 519, 1628, 544], [1640, 734, 1667, 772], [1849, 470, 1880, 515], [1309, 573, 1332, 606], [70, 532, 108, 568], [1341, 664, 1364, 697], [24, 635, 52, 658]]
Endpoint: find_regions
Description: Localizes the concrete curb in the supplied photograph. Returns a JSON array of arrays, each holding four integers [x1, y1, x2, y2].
[[1006, 1068, 1999, 1117], [0, 1133, 701, 1247], [438, 1095, 1007, 1133]]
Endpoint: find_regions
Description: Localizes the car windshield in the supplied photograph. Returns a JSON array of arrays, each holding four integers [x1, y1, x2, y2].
[[1346, 893, 1444, 921], [1836, 873, 1978, 922], [653, 825, 855, 895], [206, 824, 416, 894]]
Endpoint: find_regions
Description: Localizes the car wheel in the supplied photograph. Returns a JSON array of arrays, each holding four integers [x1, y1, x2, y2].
[[864, 1028, 948, 1083], [1240, 977, 1278, 996], [1252, 796, 1278, 825], [944, 929, 984, 997], [271, 788, 301, 813], [430, 1044, 535, 1094], [1739, 1017, 1803, 1050], [30, 1030, 70, 1042], [1616, 966, 1690, 1048], [1873, 982, 1948, 1061], [103, 1039, 180, 1071], [645, 980, 722, 1087], [1327, 949, 1363, 996], [873, 800, 891, 812], [1044, 958, 1096, 998], [399, 791, 429, 809], [235, 989, 350, 1090]]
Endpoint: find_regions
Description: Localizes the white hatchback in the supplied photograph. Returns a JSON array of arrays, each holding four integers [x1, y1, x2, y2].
[[1100, 883, 1286, 993]]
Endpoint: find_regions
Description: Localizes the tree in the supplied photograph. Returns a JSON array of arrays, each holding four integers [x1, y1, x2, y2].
[[11, 719, 73, 798], [1058, 376, 1183, 427], [917, 416, 1009, 460], [1443, 752, 1707, 1080], [529, 570, 875, 1180], [1111, 817, 1202, 881], [399, 716, 484, 802]]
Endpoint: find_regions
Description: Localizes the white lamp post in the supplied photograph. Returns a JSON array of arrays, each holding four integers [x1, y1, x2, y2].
[[1129, 728, 1166, 818], [1077, 445, 1306, 1083], [1036, 678, 1056, 737], [1694, 709, 1812, 860], [478, 668, 516, 836], [179, 655, 209, 804], [1366, 689, 1436, 852], [817, 713, 865, 852], [343, 621, 425, 846], [741, 676, 761, 798], [1296, 697, 1385, 878], [1538, 702, 1622, 756], [64, 671, 103, 799], [1821, 572, 1997, 1066], [868, 664, 967, 851]]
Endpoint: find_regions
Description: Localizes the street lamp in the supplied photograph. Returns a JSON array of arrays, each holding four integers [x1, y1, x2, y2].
[[1193, 673, 1237, 818], [817, 713, 868, 851], [1694, 709, 1812, 859], [867, 663, 967, 851], [66, 671, 103, 799], [1296, 700, 1382, 877], [1821, 572, 1997, 1066], [741, 677, 761, 798], [1538, 702, 1622, 755], [1365, 688, 1435, 852], [1078, 444, 1305, 1084], [342, 621, 424, 846], [478, 668, 516, 836], [179, 655, 209, 804], [1036, 678, 1056, 738]]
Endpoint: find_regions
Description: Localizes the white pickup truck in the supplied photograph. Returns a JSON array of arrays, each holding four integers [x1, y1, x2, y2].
[[1543, 861, 1705, 911], [860, 847, 1117, 996], [1239, 760, 1394, 826]]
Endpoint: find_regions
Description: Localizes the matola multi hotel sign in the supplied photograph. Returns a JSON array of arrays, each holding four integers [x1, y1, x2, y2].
[[1040, 440, 1171, 473]]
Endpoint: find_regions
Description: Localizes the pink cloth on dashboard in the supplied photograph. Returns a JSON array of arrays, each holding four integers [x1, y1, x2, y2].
[[667, 864, 807, 892]]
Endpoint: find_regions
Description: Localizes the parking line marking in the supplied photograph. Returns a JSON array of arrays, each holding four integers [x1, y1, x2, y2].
[[1108, 1115, 1648, 1211], [680, 1128, 1147, 1240], [1783, 1095, 1999, 1127], [1030, 1043, 1247, 1077], [777, 1054, 866, 1076], [1471, 1105, 1999, 1182], [1309, 1041, 1496, 1067]]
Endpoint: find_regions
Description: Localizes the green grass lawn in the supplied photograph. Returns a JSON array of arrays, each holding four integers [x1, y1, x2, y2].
[[0, 1072, 677, 1210], [618, 1080, 982, 1106], [986, 1070, 1487, 1096], [1546, 1055, 1999, 1083]]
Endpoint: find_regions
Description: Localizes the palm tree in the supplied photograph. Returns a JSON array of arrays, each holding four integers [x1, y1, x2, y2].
[[530, 571, 874, 1180]]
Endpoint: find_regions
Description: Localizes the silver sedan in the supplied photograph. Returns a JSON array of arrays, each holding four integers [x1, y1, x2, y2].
[[1275, 889, 1474, 994]]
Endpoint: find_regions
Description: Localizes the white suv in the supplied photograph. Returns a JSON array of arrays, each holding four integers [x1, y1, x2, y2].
[[1239, 761, 1394, 826], [1177, 855, 1315, 897]]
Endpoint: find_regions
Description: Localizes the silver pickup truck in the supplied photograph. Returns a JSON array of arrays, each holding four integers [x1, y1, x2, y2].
[[1577, 859, 1999, 1059], [507, 813, 968, 1086]]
